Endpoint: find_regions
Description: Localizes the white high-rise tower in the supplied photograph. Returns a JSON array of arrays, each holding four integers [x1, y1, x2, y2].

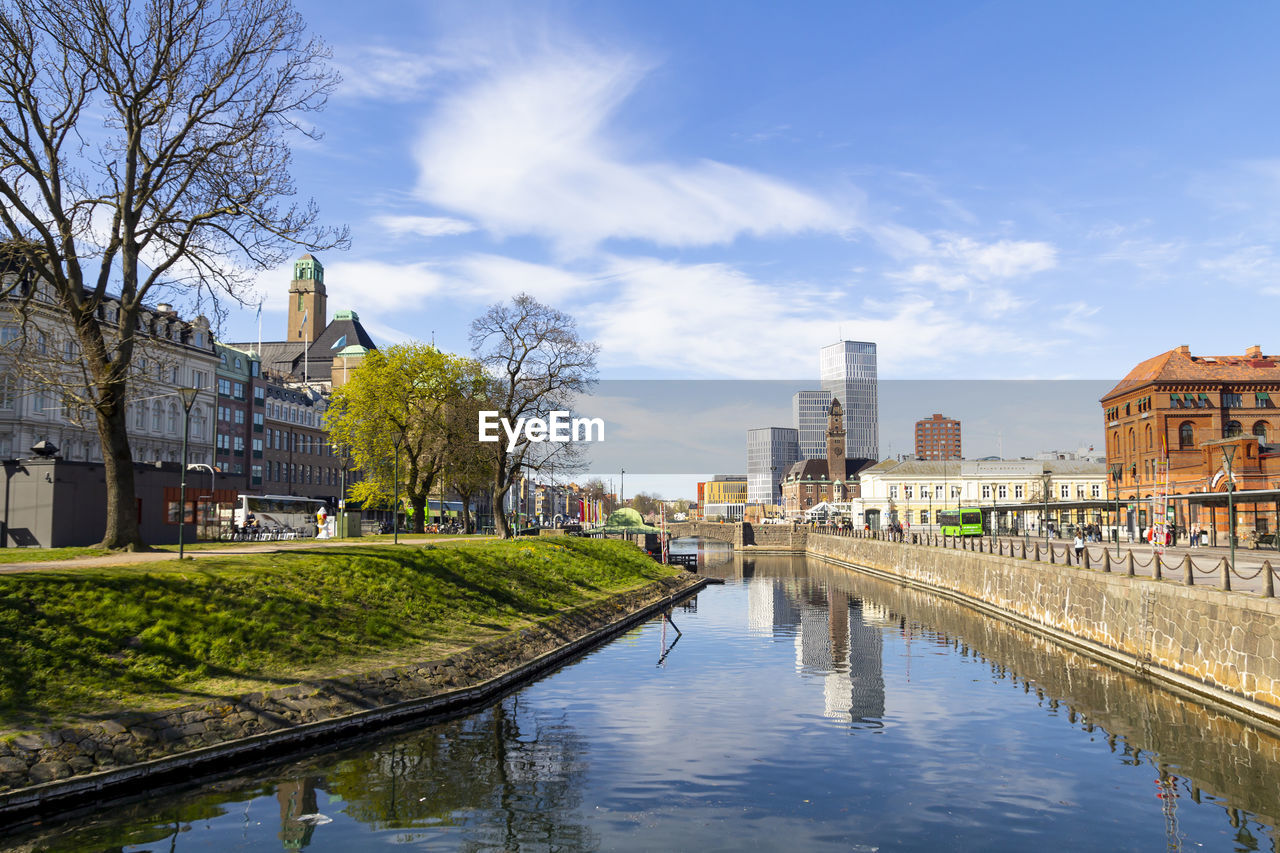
[[819, 340, 878, 460]]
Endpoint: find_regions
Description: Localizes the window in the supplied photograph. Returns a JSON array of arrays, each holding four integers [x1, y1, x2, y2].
[[1179, 421, 1194, 448], [167, 402, 179, 433], [254, 386, 264, 401], [889, 485, 898, 499], [1223, 393, 1242, 408], [234, 357, 242, 369], [1091, 484, 1101, 498], [191, 369, 207, 389], [920, 510, 929, 525], [234, 409, 245, 425], [1225, 420, 1243, 438], [252, 438, 263, 453], [1254, 421, 1270, 442], [171, 367, 179, 384], [1060, 484, 1070, 499], [217, 378, 232, 396], [253, 412, 263, 429], [233, 436, 245, 451], [1014, 485, 1024, 499], [251, 464, 262, 482], [1145, 424, 1152, 449], [998, 485, 1007, 499], [1169, 395, 1182, 409], [981, 485, 991, 499], [31, 389, 46, 414], [0, 325, 18, 346], [1127, 428, 1135, 452], [135, 399, 147, 428], [950, 486, 960, 499], [220, 352, 228, 366], [191, 410, 205, 440], [904, 485, 913, 499], [1257, 392, 1274, 408], [233, 382, 244, 399]]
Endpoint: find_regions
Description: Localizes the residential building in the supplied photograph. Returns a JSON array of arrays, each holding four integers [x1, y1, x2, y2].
[[747, 426, 799, 508], [915, 413, 961, 460], [820, 340, 878, 460], [260, 377, 341, 501], [213, 343, 260, 493], [793, 389, 832, 460]]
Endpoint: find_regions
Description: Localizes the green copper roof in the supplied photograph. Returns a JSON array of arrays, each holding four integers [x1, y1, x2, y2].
[[336, 345, 370, 357], [333, 310, 359, 321]]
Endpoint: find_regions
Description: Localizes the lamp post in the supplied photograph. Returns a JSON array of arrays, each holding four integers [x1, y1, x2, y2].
[[621, 468, 626, 505], [392, 432, 404, 545], [332, 443, 350, 536], [176, 387, 200, 559], [1110, 463, 1122, 558], [1223, 444, 1237, 588], [1041, 471, 1052, 541]]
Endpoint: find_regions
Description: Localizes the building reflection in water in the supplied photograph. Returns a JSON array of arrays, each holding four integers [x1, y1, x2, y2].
[[276, 777, 320, 850], [747, 570, 886, 726]]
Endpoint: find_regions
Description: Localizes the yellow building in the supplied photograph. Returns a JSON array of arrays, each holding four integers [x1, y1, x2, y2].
[[704, 477, 747, 504]]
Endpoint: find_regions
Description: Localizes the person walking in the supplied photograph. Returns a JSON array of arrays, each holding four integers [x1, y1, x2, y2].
[[1073, 532, 1084, 563]]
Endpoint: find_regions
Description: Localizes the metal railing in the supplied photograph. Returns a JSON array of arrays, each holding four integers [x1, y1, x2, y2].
[[809, 526, 1276, 597]]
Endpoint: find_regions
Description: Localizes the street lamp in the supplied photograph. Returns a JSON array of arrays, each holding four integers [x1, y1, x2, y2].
[[392, 432, 405, 545], [176, 387, 200, 559], [331, 443, 350, 536], [621, 468, 626, 505], [1110, 463, 1122, 558], [1223, 444, 1237, 586], [1041, 471, 1052, 541]]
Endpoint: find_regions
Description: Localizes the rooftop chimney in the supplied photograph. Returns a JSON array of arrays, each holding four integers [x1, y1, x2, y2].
[[1246, 345, 1263, 358], [1175, 345, 1190, 355]]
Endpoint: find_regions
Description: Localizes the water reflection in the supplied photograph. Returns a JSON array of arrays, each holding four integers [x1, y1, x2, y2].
[[11, 551, 1280, 852]]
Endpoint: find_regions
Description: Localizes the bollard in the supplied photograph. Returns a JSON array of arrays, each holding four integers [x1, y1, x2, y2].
[[1264, 560, 1274, 598], [1182, 554, 1193, 586], [1153, 553, 1162, 581], [1083, 548, 1089, 569], [1220, 557, 1231, 592], [1049, 543, 1055, 564], [1102, 550, 1110, 573], [1127, 552, 1135, 576]]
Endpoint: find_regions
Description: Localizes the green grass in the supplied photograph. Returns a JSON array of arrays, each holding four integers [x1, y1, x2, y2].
[[0, 546, 112, 564], [0, 538, 676, 730]]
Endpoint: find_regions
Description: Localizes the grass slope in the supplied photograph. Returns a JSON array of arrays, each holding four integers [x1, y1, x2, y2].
[[0, 538, 676, 731]]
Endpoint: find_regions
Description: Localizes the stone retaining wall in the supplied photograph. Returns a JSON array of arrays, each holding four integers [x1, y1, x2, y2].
[[0, 573, 704, 816], [806, 533, 1280, 728]]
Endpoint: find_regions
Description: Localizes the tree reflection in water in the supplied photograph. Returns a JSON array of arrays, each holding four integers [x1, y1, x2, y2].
[[325, 695, 597, 850]]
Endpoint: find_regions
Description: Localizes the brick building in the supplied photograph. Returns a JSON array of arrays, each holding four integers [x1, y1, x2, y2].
[[1101, 345, 1280, 536], [782, 398, 876, 517], [915, 413, 961, 460]]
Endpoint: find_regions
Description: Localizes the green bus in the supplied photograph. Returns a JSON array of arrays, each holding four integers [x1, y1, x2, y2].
[[938, 508, 984, 537]]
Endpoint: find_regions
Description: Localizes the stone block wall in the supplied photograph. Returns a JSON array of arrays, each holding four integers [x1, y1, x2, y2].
[[806, 533, 1280, 725]]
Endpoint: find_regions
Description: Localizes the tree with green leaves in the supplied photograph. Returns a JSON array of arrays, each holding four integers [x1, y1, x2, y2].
[[0, 0, 346, 549], [325, 344, 486, 535]]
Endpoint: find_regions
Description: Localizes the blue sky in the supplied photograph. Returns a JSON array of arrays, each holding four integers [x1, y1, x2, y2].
[[218, 2, 1280, 495], [225, 0, 1280, 382]]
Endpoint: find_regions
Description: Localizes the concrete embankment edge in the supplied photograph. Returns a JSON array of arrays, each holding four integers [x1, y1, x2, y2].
[[0, 573, 709, 823], [805, 534, 1280, 737]]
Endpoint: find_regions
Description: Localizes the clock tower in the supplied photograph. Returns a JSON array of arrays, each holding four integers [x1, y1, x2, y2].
[[288, 254, 327, 343], [826, 397, 846, 501]]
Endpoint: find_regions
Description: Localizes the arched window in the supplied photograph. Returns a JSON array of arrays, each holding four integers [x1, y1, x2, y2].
[[1145, 424, 1152, 449], [1225, 420, 1243, 438], [1111, 431, 1119, 455], [190, 408, 205, 441], [167, 402, 179, 434], [1254, 421, 1269, 442], [152, 403, 162, 431], [1127, 428, 1135, 453], [1179, 421, 1194, 449], [135, 399, 147, 429]]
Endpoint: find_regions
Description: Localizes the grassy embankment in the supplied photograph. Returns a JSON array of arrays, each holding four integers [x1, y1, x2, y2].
[[0, 538, 678, 732]]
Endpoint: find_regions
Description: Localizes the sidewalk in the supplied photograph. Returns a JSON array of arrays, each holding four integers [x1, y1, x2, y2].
[[0, 535, 494, 575]]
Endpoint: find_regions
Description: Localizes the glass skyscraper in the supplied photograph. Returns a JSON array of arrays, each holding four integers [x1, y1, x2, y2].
[[746, 426, 799, 506], [820, 340, 879, 460], [793, 389, 832, 460]]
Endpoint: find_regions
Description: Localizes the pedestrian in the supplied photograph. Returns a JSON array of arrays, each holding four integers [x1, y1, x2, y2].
[[1073, 532, 1084, 562]]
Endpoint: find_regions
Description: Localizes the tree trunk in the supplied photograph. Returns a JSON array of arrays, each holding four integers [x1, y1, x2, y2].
[[455, 487, 474, 534], [96, 394, 147, 550], [409, 495, 426, 534]]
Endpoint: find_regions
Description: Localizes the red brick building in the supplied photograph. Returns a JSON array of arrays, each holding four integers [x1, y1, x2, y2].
[[1101, 345, 1280, 537], [915, 413, 961, 460]]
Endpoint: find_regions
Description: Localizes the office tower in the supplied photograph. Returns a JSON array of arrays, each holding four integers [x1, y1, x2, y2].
[[793, 389, 832, 460], [746, 426, 799, 506], [820, 340, 878, 460]]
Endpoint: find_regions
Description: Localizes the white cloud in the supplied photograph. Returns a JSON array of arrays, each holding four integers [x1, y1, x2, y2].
[[889, 235, 1057, 292], [411, 49, 850, 255], [333, 46, 454, 101], [373, 214, 477, 238]]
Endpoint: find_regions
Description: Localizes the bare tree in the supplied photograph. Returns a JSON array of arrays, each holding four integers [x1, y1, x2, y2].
[[0, 0, 347, 549], [470, 294, 598, 539]]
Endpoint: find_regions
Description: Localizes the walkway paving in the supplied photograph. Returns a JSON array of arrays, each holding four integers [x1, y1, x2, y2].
[[0, 535, 496, 574]]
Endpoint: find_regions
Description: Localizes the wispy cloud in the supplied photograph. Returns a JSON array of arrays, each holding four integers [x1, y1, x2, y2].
[[373, 214, 477, 238], [410, 48, 851, 255], [889, 234, 1057, 292]]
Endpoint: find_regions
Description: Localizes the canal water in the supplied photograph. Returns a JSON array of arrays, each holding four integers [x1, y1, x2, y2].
[[8, 545, 1280, 852]]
